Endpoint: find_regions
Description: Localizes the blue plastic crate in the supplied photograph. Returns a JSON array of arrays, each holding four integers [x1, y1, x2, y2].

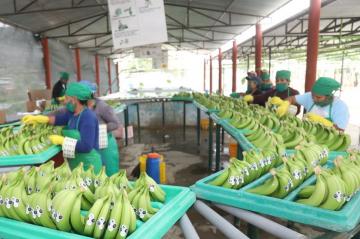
[[191, 155, 360, 232], [0, 184, 195, 239]]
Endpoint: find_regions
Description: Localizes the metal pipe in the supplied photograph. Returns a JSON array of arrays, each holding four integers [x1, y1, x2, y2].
[[203, 59, 206, 92], [193, 201, 249, 239], [95, 54, 100, 95], [232, 40, 237, 93], [107, 58, 112, 94], [218, 48, 222, 95], [179, 214, 200, 239], [41, 38, 51, 89], [115, 63, 119, 92], [255, 23, 262, 75], [75, 48, 81, 81], [305, 0, 321, 92], [210, 56, 213, 94], [214, 204, 307, 239]]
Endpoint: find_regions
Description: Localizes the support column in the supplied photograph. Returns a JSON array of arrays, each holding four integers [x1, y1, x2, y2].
[[95, 55, 100, 95], [107, 58, 112, 94], [210, 56, 213, 95], [268, 47, 272, 73], [75, 48, 81, 81], [116, 63, 120, 92], [232, 40, 237, 93], [203, 59, 206, 92], [255, 23, 262, 75], [218, 48, 222, 95], [41, 38, 51, 89], [305, 0, 321, 92]]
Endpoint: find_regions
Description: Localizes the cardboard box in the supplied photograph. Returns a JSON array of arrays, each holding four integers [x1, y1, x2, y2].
[[0, 110, 5, 124], [28, 89, 52, 101]]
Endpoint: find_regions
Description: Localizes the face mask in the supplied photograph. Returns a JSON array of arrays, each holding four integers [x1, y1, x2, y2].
[[66, 102, 75, 112], [276, 83, 288, 92], [261, 83, 272, 91], [314, 96, 333, 107]]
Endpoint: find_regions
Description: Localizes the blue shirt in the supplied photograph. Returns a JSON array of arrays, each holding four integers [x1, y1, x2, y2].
[[54, 108, 99, 153], [295, 92, 349, 130]]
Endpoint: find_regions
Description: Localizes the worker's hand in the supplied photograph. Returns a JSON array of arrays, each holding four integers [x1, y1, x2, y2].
[[243, 95, 254, 103], [276, 101, 290, 117], [305, 113, 333, 127], [269, 96, 283, 106], [57, 96, 66, 102], [22, 115, 49, 125], [49, 135, 64, 145]]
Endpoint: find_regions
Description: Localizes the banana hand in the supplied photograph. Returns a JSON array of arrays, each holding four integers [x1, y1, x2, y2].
[[49, 135, 64, 145], [306, 113, 333, 127], [57, 96, 66, 101], [243, 95, 254, 103], [276, 101, 290, 117], [22, 115, 49, 124], [269, 96, 283, 106]]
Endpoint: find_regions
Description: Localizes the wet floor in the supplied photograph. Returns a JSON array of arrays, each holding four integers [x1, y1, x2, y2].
[[117, 127, 360, 239]]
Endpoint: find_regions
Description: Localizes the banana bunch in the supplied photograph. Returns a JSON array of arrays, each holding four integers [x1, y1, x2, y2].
[[276, 122, 312, 149], [295, 164, 355, 211], [0, 124, 62, 156], [208, 148, 283, 189], [132, 172, 166, 203], [259, 113, 281, 132], [110, 170, 132, 192], [129, 186, 159, 222]]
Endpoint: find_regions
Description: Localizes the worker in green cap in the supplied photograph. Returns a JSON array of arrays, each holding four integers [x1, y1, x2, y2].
[[52, 72, 70, 104], [260, 70, 273, 92], [243, 70, 300, 112], [280, 77, 349, 130], [22, 82, 102, 173]]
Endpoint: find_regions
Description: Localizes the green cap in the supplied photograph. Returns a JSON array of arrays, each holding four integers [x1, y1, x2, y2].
[[260, 72, 270, 81], [312, 77, 341, 96], [65, 82, 92, 100], [276, 70, 291, 81], [60, 72, 70, 80]]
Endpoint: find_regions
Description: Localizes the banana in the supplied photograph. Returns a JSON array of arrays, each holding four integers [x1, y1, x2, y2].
[[247, 170, 279, 195], [70, 193, 85, 235], [270, 168, 294, 199], [103, 193, 123, 239], [116, 193, 132, 239], [84, 196, 109, 236], [208, 169, 229, 186], [297, 171, 327, 206], [297, 185, 315, 199], [32, 190, 57, 229], [336, 133, 351, 151], [319, 174, 346, 210], [93, 196, 112, 238]]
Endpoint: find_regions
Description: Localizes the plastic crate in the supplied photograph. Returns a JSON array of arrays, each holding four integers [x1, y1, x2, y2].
[[0, 145, 61, 167], [171, 96, 193, 102], [191, 155, 360, 232], [0, 184, 195, 239], [0, 121, 21, 129]]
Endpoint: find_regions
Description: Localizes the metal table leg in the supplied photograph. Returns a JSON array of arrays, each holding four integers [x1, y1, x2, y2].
[[193, 201, 249, 239], [124, 107, 129, 146], [196, 108, 200, 146], [221, 127, 225, 151], [183, 102, 186, 138], [179, 214, 200, 239], [136, 103, 140, 140], [214, 204, 307, 239], [162, 101, 165, 128], [215, 124, 221, 171], [237, 143, 243, 160], [208, 116, 213, 170]]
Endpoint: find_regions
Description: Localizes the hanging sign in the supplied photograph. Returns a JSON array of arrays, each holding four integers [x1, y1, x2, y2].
[[108, 0, 168, 49]]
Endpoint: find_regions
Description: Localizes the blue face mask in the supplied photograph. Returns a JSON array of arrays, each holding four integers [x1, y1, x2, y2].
[[276, 83, 288, 92], [66, 102, 75, 112]]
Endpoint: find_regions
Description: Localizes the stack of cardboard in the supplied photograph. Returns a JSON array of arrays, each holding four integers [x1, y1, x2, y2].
[[26, 89, 51, 112]]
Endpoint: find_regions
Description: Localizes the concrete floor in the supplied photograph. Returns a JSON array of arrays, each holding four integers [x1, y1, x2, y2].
[[117, 126, 360, 239]]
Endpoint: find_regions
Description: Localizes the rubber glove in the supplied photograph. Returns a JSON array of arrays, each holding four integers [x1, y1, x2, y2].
[[305, 113, 333, 127], [22, 115, 49, 124], [243, 95, 254, 103], [276, 101, 290, 117], [269, 96, 283, 106], [49, 135, 64, 145], [57, 96, 66, 101]]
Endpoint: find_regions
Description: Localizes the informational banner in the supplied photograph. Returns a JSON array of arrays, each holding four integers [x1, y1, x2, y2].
[[133, 44, 162, 58], [108, 0, 168, 50]]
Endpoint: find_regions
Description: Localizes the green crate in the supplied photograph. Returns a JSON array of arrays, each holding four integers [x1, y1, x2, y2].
[[171, 96, 193, 102], [0, 184, 195, 239], [0, 121, 21, 128], [0, 146, 61, 166], [191, 155, 360, 232]]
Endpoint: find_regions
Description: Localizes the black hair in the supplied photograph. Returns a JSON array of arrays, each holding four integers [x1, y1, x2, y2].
[[79, 100, 88, 105]]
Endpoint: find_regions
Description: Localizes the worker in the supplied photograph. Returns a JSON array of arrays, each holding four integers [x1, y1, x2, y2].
[[80, 80, 120, 176], [244, 70, 300, 112], [260, 70, 273, 92], [230, 73, 262, 98], [278, 77, 350, 131], [22, 82, 102, 173], [52, 72, 70, 104]]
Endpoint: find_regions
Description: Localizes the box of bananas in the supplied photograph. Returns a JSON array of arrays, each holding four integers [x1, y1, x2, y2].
[[171, 92, 193, 101], [0, 160, 195, 239], [0, 124, 62, 166]]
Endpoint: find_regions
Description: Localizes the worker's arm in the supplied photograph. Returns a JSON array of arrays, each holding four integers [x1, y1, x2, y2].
[[99, 103, 120, 132], [252, 90, 274, 105], [331, 101, 349, 131], [52, 82, 63, 98], [53, 111, 72, 126]]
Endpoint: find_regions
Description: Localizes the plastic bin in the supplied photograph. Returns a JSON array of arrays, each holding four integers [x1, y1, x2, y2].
[[191, 155, 360, 232], [0, 184, 196, 239]]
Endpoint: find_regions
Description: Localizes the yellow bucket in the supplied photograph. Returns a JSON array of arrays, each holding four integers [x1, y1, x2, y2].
[[139, 154, 147, 173], [200, 118, 209, 130], [160, 161, 166, 184], [229, 142, 238, 158]]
